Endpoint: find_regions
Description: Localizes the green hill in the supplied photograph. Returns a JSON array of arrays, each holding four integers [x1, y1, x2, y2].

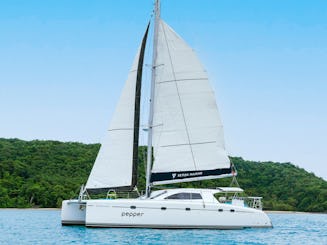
[[0, 138, 326, 212]]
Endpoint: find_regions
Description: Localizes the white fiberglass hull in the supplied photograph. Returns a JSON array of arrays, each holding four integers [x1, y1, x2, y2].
[[61, 200, 86, 225], [85, 199, 272, 229]]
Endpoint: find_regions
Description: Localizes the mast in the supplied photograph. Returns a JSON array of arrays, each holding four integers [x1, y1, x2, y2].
[[145, 0, 160, 198]]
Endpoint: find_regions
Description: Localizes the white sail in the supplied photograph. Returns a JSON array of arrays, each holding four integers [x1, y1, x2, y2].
[[85, 50, 141, 191], [151, 20, 231, 185]]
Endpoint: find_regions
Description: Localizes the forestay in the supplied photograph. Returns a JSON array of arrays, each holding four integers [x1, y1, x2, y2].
[[151, 20, 232, 185]]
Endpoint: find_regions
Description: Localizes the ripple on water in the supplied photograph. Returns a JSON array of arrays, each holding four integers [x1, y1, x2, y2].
[[0, 210, 326, 245]]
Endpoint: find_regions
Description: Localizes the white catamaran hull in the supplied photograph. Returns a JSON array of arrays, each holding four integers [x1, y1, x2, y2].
[[61, 200, 86, 225], [85, 199, 272, 229]]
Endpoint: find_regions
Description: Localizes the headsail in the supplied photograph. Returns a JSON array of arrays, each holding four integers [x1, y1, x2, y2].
[[85, 25, 149, 193], [150, 20, 232, 185]]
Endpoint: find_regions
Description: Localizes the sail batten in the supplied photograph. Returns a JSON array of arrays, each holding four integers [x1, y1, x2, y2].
[[158, 78, 208, 84], [150, 20, 231, 185]]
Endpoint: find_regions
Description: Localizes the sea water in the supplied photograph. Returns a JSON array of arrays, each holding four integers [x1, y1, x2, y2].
[[0, 210, 326, 244]]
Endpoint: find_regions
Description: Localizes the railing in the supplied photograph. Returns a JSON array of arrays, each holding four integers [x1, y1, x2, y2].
[[219, 196, 263, 210], [245, 197, 263, 210], [104, 190, 141, 199]]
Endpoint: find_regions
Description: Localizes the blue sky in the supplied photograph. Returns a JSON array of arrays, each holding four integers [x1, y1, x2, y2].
[[0, 0, 326, 180]]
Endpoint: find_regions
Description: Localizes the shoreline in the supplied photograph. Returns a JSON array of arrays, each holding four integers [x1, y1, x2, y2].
[[0, 208, 60, 211], [264, 210, 326, 214], [0, 208, 325, 214]]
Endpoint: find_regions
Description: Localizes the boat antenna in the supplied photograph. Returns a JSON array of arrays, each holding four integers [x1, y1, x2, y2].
[[145, 0, 160, 198]]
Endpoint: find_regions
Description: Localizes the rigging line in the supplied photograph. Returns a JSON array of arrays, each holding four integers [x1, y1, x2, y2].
[[161, 21, 197, 170]]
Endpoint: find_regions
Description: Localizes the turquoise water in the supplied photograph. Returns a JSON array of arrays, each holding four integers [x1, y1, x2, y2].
[[0, 210, 326, 244]]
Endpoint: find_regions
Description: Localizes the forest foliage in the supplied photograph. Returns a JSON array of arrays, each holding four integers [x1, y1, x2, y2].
[[0, 138, 326, 212]]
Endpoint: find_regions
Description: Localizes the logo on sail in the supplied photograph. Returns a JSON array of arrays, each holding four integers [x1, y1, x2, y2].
[[171, 172, 203, 179]]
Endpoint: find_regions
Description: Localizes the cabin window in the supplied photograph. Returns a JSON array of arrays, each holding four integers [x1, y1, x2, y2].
[[150, 190, 167, 199], [165, 192, 202, 200], [191, 193, 202, 199]]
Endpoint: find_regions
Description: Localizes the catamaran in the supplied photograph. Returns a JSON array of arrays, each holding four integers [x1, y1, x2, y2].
[[61, 0, 272, 229]]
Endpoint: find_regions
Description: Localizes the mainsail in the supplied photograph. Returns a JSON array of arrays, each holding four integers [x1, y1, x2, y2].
[[85, 25, 149, 193], [150, 20, 232, 185]]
